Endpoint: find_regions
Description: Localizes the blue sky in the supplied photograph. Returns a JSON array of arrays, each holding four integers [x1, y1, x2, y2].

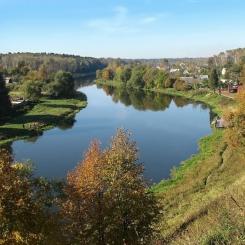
[[1, 0, 245, 58]]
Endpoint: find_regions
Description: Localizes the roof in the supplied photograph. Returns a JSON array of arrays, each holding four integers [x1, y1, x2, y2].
[[180, 77, 195, 83], [199, 75, 209, 80]]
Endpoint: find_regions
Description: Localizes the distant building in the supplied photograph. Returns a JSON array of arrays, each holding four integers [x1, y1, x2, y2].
[[221, 68, 227, 76], [170, 68, 180, 73], [215, 117, 226, 128], [180, 77, 195, 84], [183, 70, 190, 75], [199, 75, 209, 80], [220, 78, 228, 84]]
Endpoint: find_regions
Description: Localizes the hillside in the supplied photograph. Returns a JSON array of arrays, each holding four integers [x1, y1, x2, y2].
[[152, 91, 245, 244]]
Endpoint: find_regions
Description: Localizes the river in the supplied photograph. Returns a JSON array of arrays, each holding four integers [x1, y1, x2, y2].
[[11, 83, 212, 183]]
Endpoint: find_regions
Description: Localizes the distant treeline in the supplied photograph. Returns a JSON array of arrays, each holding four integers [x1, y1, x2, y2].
[[214, 48, 245, 66], [0, 53, 107, 75]]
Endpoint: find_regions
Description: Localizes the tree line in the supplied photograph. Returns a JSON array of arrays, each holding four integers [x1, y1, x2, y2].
[[0, 53, 106, 76], [96, 63, 193, 91], [0, 129, 159, 244]]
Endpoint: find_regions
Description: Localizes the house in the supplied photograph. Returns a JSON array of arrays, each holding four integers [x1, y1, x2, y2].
[[199, 75, 209, 81], [156, 65, 169, 71], [170, 68, 180, 73], [214, 117, 227, 128], [228, 80, 239, 93], [221, 68, 227, 76], [220, 78, 228, 84], [180, 77, 195, 84]]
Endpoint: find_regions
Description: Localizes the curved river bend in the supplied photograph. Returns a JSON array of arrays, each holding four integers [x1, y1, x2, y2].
[[11, 84, 212, 183]]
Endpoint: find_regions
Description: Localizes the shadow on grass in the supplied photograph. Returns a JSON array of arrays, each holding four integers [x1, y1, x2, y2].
[[40, 103, 78, 110]]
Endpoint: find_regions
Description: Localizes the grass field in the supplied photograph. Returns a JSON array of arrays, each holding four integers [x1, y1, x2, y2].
[[0, 92, 87, 145]]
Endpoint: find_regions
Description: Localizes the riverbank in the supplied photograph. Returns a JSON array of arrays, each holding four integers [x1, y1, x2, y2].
[[97, 79, 244, 244], [96, 79, 233, 115], [0, 92, 87, 146]]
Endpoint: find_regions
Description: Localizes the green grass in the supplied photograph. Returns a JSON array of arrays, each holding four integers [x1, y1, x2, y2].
[[151, 88, 233, 115], [151, 130, 223, 193], [96, 79, 244, 244], [0, 92, 87, 145]]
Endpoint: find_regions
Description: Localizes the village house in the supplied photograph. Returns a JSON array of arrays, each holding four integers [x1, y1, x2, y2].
[[170, 68, 180, 73], [180, 77, 195, 84], [199, 75, 209, 81], [221, 68, 227, 76]]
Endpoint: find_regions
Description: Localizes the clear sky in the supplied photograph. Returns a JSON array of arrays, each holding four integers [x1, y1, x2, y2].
[[1, 0, 245, 58]]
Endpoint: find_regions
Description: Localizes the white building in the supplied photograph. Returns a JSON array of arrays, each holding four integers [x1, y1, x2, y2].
[[199, 75, 209, 80], [170, 68, 180, 73], [221, 68, 227, 76]]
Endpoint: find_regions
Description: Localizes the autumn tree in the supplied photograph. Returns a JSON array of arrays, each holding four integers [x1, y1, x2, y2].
[[61, 129, 159, 245], [102, 68, 114, 81], [102, 129, 159, 244], [239, 65, 245, 85], [174, 79, 191, 91], [224, 89, 245, 148], [0, 149, 62, 244]]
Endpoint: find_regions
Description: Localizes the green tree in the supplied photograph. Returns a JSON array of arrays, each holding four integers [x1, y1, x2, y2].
[[155, 70, 168, 89], [62, 129, 159, 245], [21, 80, 42, 101], [143, 67, 159, 89], [209, 68, 219, 92], [0, 73, 12, 116], [48, 71, 75, 98], [121, 67, 132, 83], [127, 66, 145, 89]]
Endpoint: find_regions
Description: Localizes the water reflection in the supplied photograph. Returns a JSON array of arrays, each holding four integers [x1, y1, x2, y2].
[[98, 84, 208, 112]]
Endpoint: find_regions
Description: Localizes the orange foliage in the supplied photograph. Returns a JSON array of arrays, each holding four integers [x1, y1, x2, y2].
[[62, 129, 159, 244], [224, 89, 245, 147]]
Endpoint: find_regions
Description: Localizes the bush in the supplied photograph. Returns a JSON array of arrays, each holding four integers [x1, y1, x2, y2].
[[47, 71, 75, 98], [191, 88, 210, 96], [174, 79, 192, 91], [21, 80, 42, 101], [164, 78, 176, 88]]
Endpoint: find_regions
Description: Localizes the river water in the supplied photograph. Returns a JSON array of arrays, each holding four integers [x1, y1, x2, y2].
[[11, 83, 212, 183]]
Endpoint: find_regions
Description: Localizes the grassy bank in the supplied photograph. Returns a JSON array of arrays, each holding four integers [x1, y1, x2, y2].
[[97, 79, 244, 244], [0, 92, 87, 146]]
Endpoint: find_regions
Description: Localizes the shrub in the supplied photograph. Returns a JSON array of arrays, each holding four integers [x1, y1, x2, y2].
[[174, 79, 191, 91], [164, 78, 176, 88]]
